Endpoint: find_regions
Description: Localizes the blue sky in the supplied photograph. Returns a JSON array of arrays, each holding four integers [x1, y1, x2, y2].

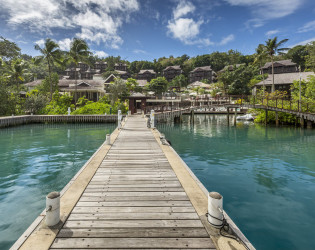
[[0, 0, 315, 61]]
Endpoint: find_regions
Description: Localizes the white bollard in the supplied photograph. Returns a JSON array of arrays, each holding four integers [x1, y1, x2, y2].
[[128, 111, 131, 116], [46, 191, 60, 227], [208, 192, 224, 228], [105, 113, 107, 116], [141, 110, 144, 118], [31, 113, 33, 116], [105, 134, 111, 145], [118, 110, 122, 129], [12, 114, 14, 117], [67, 107, 71, 115], [150, 110, 155, 128]]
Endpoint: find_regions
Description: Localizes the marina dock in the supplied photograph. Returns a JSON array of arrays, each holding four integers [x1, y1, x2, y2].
[[12, 115, 251, 250]]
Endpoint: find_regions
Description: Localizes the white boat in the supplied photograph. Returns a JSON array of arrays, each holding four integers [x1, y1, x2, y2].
[[236, 114, 255, 121]]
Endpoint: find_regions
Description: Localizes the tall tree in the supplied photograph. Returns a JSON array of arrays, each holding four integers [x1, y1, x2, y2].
[[6, 58, 28, 113], [34, 38, 62, 100], [108, 78, 128, 105], [264, 37, 289, 92], [0, 36, 21, 60], [254, 44, 267, 93], [67, 38, 91, 106]]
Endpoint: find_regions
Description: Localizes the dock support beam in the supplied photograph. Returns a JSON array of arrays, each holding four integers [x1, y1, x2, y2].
[[227, 107, 230, 125], [275, 111, 279, 127], [190, 109, 194, 125], [234, 108, 237, 126], [307, 120, 313, 129], [300, 117, 305, 128], [265, 109, 268, 126]]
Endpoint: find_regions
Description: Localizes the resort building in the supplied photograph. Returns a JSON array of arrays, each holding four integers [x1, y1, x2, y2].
[[261, 59, 298, 74], [64, 61, 107, 80], [114, 63, 128, 71], [94, 61, 108, 73], [24, 79, 106, 102], [253, 72, 315, 94], [189, 66, 216, 83], [115, 70, 130, 80], [137, 69, 156, 82], [162, 65, 182, 82]]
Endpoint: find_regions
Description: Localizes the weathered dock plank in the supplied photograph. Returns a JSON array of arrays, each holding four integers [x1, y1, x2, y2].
[[50, 237, 215, 249], [49, 115, 215, 249]]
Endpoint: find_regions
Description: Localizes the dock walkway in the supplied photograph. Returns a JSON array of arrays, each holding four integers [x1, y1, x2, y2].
[[50, 116, 215, 249]]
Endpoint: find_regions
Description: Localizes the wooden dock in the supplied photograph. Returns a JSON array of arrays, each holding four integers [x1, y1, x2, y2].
[[49, 115, 215, 249]]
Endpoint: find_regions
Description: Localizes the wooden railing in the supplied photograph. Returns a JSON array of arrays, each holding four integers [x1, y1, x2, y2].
[[145, 95, 315, 115]]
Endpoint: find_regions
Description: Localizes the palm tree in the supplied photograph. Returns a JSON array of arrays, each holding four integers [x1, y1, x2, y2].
[[264, 37, 289, 92], [34, 38, 62, 100], [6, 58, 28, 113], [67, 38, 91, 106], [254, 44, 267, 94]]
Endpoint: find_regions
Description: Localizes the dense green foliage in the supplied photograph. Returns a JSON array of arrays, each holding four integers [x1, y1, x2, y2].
[[1, 35, 315, 117], [146, 77, 169, 95]]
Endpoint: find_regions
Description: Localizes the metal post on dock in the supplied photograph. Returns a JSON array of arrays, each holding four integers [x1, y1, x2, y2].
[[105, 134, 111, 145], [67, 107, 71, 115], [150, 110, 155, 128], [118, 110, 122, 129], [207, 192, 224, 228], [234, 108, 237, 126], [46, 192, 60, 227]]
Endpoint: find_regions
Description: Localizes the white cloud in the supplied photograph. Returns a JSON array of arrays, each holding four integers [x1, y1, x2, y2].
[[133, 49, 147, 54], [173, 0, 195, 19], [35, 39, 45, 47], [167, 0, 213, 46], [265, 29, 279, 37], [290, 37, 315, 47], [94, 50, 108, 58], [57, 38, 72, 51], [298, 20, 315, 33], [224, 0, 302, 28], [218, 34, 235, 46], [0, 0, 139, 48], [168, 18, 202, 42]]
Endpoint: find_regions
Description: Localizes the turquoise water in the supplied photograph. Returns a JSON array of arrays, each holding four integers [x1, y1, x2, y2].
[[0, 123, 115, 250], [157, 115, 315, 250]]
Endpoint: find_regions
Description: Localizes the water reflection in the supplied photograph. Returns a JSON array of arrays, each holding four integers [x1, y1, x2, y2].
[[0, 123, 115, 250], [157, 114, 315, 250]]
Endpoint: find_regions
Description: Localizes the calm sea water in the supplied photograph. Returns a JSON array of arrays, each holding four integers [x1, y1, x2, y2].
[[0, 123, 115, 250], [157, 114, 315, 250]]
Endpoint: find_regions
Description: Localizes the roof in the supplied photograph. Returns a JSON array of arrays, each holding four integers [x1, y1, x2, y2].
[[191, 66, 212, 72], [65, 68, 81, 72], [104, 74, 117, 83], [262, 59, 296, 69], [187, 81, 211, 89], [138, 69, 156, 74], [115, 70, 129, 75], [24, 79, 105, 89], [220, 64, 245, 72], [129, 92, 147, 98], [255, 72, 315, 86], [163, 65, 181, 71], [24, 80, 43, 87], [137, 80, 148, 87]]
